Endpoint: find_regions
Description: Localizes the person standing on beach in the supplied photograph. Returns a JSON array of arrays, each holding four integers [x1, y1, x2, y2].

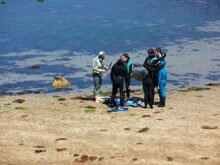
[[158, 62, 167, 107], [143, 48, 157, 104], [142, 49, 155, 108], [110, 55, 129, 110], [155, 47, 167, 105], [92, 51, 108, 102], [122, 53, 133, 99]]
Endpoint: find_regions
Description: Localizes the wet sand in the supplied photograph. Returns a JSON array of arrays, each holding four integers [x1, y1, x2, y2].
[[0, 85, 220, 165]]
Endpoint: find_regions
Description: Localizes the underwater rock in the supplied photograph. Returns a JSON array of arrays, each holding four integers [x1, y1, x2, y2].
[[30, 65, 40, 70]]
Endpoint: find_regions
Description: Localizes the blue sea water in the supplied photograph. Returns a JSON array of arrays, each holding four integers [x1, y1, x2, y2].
[[0, 0, 220, 94]]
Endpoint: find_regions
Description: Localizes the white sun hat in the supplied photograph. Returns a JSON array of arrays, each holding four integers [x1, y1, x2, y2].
[[99, 51, 106, 56]]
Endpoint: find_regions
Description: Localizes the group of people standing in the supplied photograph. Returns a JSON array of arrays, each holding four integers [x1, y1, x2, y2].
[[92, 48, 167, 110]]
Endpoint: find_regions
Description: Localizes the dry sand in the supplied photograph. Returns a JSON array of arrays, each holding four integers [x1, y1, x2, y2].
[[0, 86, 220, 165]]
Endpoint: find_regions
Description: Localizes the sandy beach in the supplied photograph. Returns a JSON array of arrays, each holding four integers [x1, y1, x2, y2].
[[0, 85, 220, 165]]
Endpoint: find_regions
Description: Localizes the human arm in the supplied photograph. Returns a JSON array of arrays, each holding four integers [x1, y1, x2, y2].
[[110, 66, 115, 83]]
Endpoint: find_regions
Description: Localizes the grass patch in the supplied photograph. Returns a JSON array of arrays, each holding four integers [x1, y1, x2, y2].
[[39, 91, 45, 94], [3, 106, 10, 113], [85, 109, 96, 113], [100, 91, 111, 96], [15, 106, 28, 111], [129, 113, 136, 116], [180, 87, 211, 92], [48, 109, 60, 112], [53, 95, 61, 98]]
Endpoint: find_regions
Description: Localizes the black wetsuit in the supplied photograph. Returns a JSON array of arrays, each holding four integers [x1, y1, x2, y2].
[[110, 59, 129, 107], [142, 72, 153, 108]]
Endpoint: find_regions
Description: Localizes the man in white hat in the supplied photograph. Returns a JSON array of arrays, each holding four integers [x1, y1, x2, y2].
[[92, 51, 108, 102]]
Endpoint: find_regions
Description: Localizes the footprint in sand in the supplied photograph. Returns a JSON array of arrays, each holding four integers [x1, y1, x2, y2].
[[200, 157, 209, 160], [142, 115, 151, 118], [124, 128, 131, 131], [132, 158, 138, 161], [89, 156, 97, 161], [153, 111, 161, 114], [33, 145, 46, 153], [13, 99, 25, 104], [201, 126, 218, 129], [56, 148, 67, 152], [73, 154, 79, 157], [138, 127, 150, 133], [21, 115, 28, 118], [55, 138, 68, 152], [75, 155, 99, 162], [167, 157, 174, 161], [55, 138, 67, 141], [58, 98, 66, 101], [98, 157, 104, 161], [78, 155, 89, 163]]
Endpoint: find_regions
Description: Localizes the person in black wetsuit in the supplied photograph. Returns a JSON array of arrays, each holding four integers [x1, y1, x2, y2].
[[142, 48, 155, 109], [110, 55, 129, 109]]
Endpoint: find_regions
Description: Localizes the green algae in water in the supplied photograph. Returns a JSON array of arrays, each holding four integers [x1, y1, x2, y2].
[[206, 83, 220, 87], [180, 87, 211, 92]]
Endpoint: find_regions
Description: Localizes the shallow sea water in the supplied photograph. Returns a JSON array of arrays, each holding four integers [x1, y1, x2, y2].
[[0, 0, 220, 94]]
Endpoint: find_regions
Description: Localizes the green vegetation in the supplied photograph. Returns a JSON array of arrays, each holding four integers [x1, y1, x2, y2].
[[3, 106, 10, 113], [53, 95, 61, 98], [85, 109, 96, 113], [15, 106, 28, 111], [39, 91, 45, 94], [99, 91, 111, 96], [48, 108, 60, 112]]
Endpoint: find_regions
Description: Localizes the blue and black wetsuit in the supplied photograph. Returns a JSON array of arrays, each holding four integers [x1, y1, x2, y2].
[[125, 60, 133, 98], [158, 65, 167, 107]]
